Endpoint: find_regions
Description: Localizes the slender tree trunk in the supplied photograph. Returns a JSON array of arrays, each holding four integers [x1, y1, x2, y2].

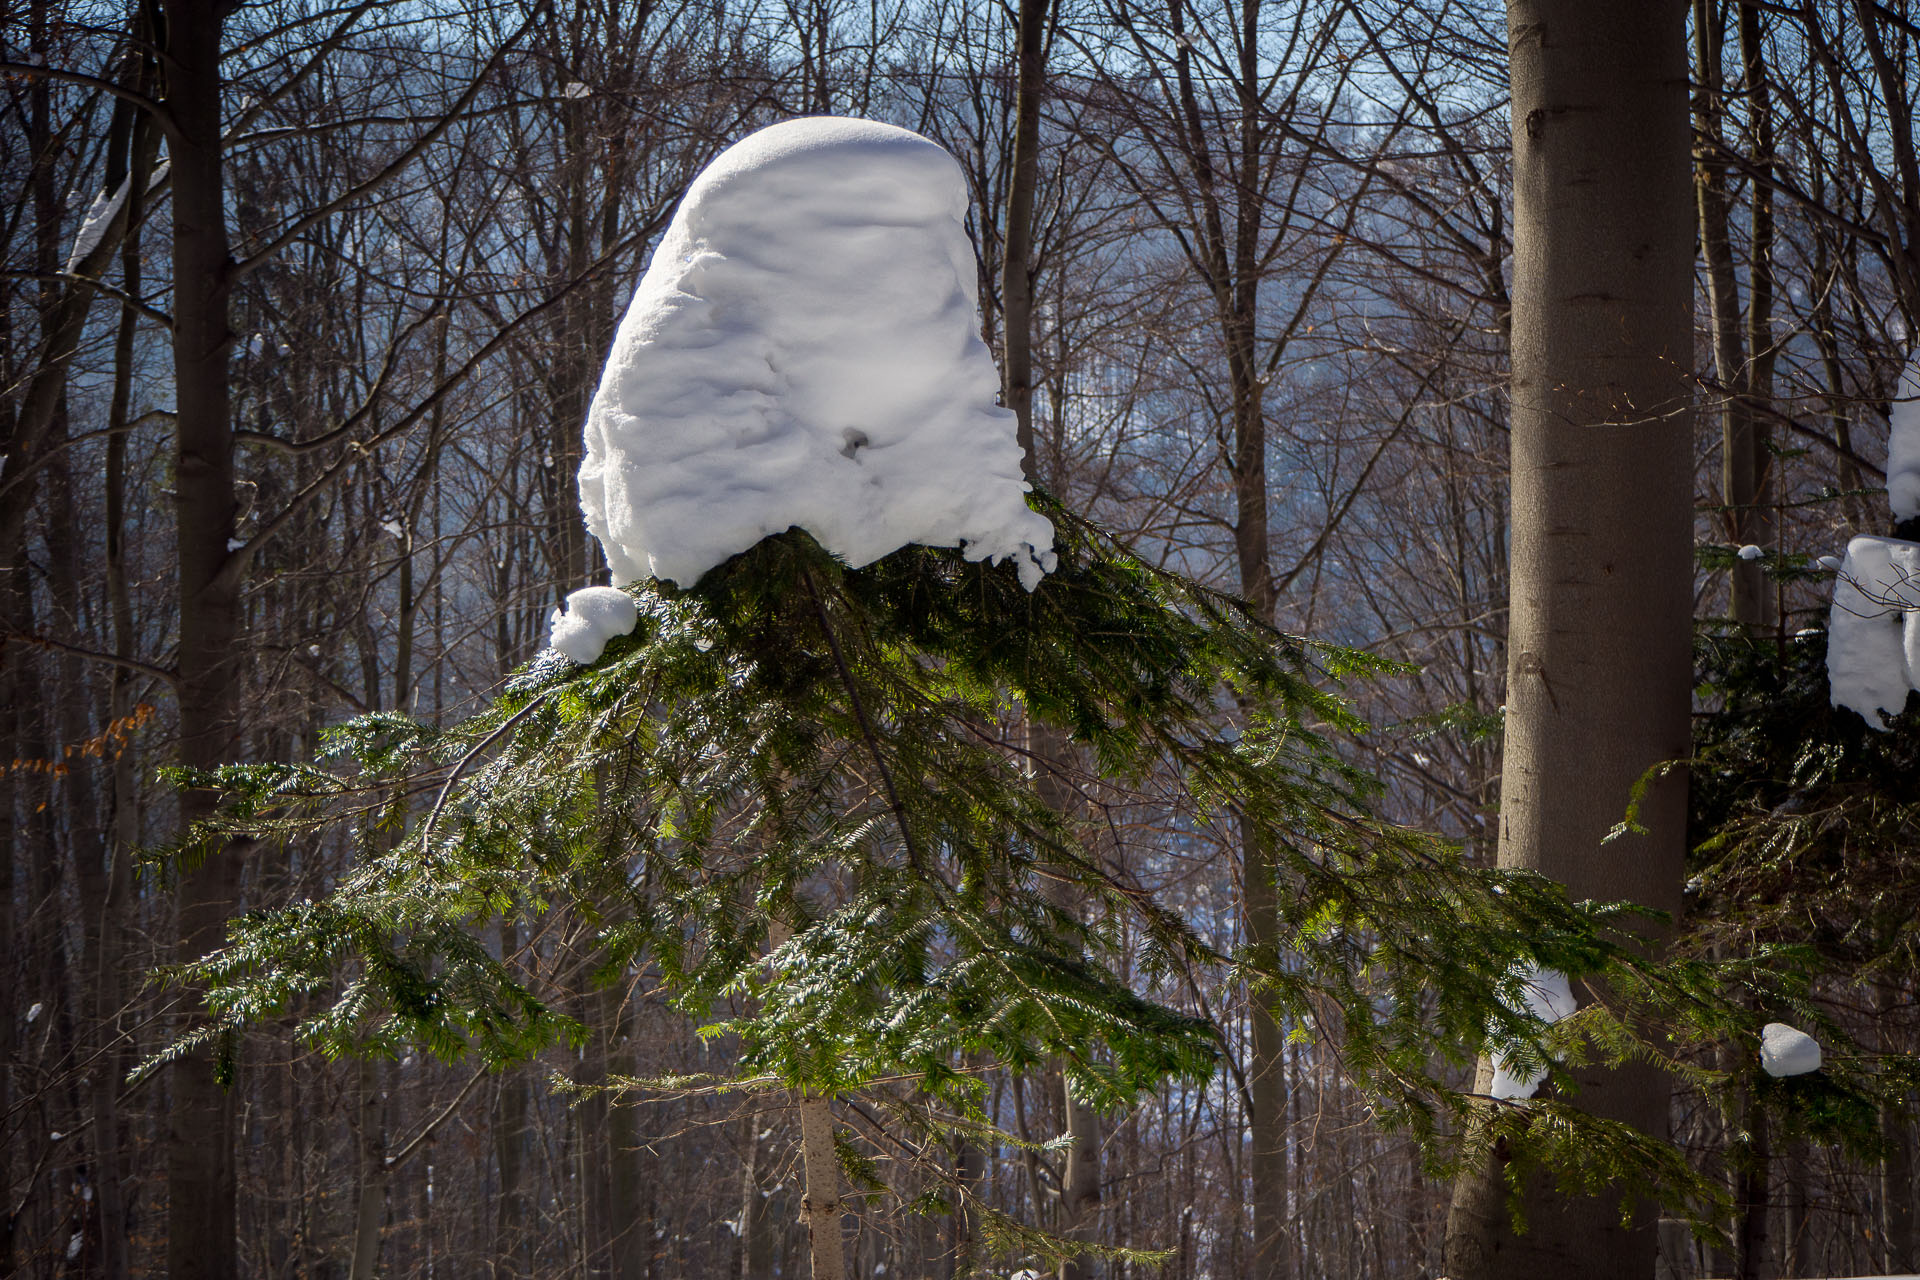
[[952, 1125, 985, 1279], [1880, 982, 1915, 1273], [736, 1110, 770, 1280], [1738, 0, 1777, 632], [1887, 1110, 1917, 1275], [998, 4, 1102, 1270], [167, 3, 244, 1277], [1001, 0, 1047, 466], [1693, 0, 1765, 629], [796, 1096, 846, 1280], [1783, 1140, 1809, 1276], [94, 87, 156, 1280], [348, 1059, 387, 1280], [494, 920, 529, 1279], [1734, 1102, 1771, 1280], [608, 1036, 646, 1280], [1444, 4, 1694, 1277], [0, 625, 14, 1280], [1059, 1084, 1101, 1280]]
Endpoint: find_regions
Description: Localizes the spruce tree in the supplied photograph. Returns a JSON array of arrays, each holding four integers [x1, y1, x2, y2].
[[154, 500, 1851, 1273]]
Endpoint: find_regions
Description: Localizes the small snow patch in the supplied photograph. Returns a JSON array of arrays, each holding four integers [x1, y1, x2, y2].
[[548, 586, 639, 665], [1760, 1022, 1821, 1077], [25, 1001, 43, 1023], [1488, 967, 1576, 1102], [66, 178, 129, 272], [562, 81, 591, 98], [1736, 544, 1764, 561]]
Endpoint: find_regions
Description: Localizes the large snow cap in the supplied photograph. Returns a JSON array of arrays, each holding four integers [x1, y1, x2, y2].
[[578, 116, 1056, 590]]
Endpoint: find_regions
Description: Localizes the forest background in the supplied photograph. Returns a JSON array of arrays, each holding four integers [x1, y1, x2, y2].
[[3, 0, 1919, 1277]]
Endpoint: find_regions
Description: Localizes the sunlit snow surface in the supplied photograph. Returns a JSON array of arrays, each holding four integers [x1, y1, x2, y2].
[[1827, 534, 1920, 728], [548, 587, 639, 665], [1759, 1021, 1821, 1078], [66, 178, 128, 272], [1488, 967, 1577, 1101], [1886, 354, 1920, 524], [578, 116, 1056, 591]]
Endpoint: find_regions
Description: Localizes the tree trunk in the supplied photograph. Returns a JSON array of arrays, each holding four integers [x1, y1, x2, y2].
[[348, 1059, 387, 1280], [1059, 1084, 1101, 1280], [796, 1095, 846, 1280], [998, 4, 1102, 1270], [1880, 981, 1915, 1273], [167, 4, 244, 1277], [93, 85, 157, 1280], [1443, 4, 1694, 1277], [1734, 1103, 1770, 1280], [1692, 0, 1765, 630], [736, 1110, 771, 1280], [607, 1045, 647, 1280], [952, 1125, 985, 1279], [1243, 818, 1288, 1280], [1783, 1139, 1809, 1276], [1737, 0, 1776, 632], [493, 1063, 529, 1279], [1001, 0, 1048, 467]]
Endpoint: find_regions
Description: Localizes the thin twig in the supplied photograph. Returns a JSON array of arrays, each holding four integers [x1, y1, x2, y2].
[[417, 692, 553, 853]]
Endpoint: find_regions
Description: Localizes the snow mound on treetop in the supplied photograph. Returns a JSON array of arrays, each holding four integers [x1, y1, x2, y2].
[[577, 116, 1056, 591]]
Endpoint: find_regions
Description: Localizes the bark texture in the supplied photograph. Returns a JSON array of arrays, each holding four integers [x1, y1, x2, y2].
[[167, 3, 244, 1277], [1444, 3, 1694, 1276], [797, 1095, 846, 1280]]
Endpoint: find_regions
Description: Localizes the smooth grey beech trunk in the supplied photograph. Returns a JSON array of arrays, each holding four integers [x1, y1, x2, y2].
[[1443, 3, 1694, 1278]]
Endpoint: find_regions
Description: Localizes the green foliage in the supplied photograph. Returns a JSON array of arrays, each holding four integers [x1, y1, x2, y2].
[[1689, 628, 1920, 982], [1679, 626, 1920, 1176], [155, 500, 1839, 1258]]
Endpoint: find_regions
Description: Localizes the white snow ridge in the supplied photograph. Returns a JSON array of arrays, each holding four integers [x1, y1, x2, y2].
[[577, 116, 1056, 592], [548, 587, 639, 665]]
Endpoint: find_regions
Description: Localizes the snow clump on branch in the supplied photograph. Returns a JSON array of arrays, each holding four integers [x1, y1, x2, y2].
[[1826, 534, 1920, 727], [1826, 354, 1920, 727], [1759, 1022, 1821, 1078], [1487, 966, 1577, 1102], [548, 587, 639, 665], [577, 116, 1056, 591]]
